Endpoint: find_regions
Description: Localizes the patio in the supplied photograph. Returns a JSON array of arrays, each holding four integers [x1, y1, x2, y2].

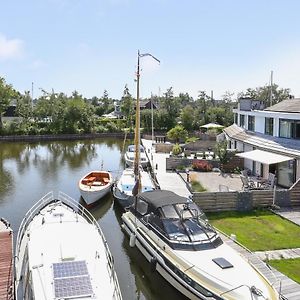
[[191, 171, 243, 192]]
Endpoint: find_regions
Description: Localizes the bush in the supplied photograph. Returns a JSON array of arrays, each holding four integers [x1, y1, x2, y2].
[[172, 143, 182, 155], [192, 160, 212, 172]]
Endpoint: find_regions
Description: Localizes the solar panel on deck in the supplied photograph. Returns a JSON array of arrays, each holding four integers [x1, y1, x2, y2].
[[53, 260, 88, 278], [53, 260, 93, 299]]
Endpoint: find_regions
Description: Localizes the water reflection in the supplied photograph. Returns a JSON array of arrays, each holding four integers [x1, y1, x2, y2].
[[0, 138, 186, 300], [0, 168, 14, 199]]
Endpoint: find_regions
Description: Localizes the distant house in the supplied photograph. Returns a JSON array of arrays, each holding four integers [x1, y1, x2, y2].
[[138, 99, 158, 110], [2, 105, 20, 123], [102, 101, 123, 119], [223, 97, 300, 188]]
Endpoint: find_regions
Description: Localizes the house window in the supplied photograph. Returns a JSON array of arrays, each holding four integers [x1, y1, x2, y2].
[[295, 121, 300, 139], [279, 119, 293, 138], [234, 113, 238, 124], [240, 114, 245, 128], [279, 119, 300, 139], [265, 118, 273, 135], [248, 115, 255, 131], [277, 160, 295, 188]]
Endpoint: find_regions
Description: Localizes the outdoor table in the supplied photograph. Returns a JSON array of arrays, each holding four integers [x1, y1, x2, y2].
[[249, 176, 267, 188]]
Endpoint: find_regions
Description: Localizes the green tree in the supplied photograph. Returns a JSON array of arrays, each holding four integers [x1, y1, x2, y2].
[[195, 91, 210, 125], [221, 91, 235, 103], [167, 125, 188, 143], [180, 105, 194, 131], [16, 91, 33, 123], [0, 77, 19, 130], [61, 91, 95, 133], [177, 92, 193, 107], [238, 84, 292, 107], [120, 84, 134, 127], [159, 87, 180, 129], [215, 140, 230, 165]]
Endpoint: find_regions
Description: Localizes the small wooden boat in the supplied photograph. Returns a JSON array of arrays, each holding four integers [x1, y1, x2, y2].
[[0, 218, 14, 300], [79, 171, 113, 206]]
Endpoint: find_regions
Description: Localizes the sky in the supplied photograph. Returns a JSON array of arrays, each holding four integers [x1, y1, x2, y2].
[[1, 0, 300, 100]]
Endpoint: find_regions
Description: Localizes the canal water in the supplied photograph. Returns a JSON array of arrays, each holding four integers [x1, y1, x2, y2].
[[0, 138, 185, 300]]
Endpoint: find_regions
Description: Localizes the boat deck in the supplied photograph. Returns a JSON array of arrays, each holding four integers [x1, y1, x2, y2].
[[0, 220, 14, 300]]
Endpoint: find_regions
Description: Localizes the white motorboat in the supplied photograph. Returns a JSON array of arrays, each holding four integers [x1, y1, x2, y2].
[[79, 170, 113, 206], [113, 167, 155, 209], [15, 191, 122, 300], [121, 190, 281, 300], [124, 144, 149, 168]]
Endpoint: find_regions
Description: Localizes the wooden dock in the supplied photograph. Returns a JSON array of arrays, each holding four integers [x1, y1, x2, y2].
[[0, 218, 14, 300], [142, 139, 192, 198]]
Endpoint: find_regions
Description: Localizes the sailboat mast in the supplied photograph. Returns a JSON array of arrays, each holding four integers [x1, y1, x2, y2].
[[134, 51, 141, 178]]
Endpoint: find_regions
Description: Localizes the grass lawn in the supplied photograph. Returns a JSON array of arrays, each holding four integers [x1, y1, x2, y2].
[[268, 258, 300, 284], [207, 210, 300, 251]]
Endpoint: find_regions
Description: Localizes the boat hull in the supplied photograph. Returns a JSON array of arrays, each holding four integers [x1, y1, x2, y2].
[[78, 171, 113, 206], [122, 212, 280, 300], [79, 184, 111, 205], [112, 184, 134, 209], [121, 217, 208, 300]]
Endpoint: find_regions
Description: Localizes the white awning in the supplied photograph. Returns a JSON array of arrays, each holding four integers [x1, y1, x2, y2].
[[236, 149, 293, 165]]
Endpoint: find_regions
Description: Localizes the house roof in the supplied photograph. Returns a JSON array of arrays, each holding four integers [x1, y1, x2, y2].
[[264, 98, 300, 113], [224, 124, 300, 158], [139, 99, 158, 109]]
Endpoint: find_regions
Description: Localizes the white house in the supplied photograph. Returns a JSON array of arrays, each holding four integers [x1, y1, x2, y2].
[[223, 97, 300, 188]]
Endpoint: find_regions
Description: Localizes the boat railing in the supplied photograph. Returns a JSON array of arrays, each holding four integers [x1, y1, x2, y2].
[[16, 191, 55, 256]]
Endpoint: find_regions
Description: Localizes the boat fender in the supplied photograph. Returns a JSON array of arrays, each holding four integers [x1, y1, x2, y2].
[[129, 232, 136, 247], [150, 256, 157, 272]]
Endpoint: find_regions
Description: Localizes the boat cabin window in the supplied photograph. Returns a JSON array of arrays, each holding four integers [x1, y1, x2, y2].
[[136, 199, 148, 215]]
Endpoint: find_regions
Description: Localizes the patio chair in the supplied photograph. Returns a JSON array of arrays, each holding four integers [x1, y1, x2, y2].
[[261, 173, 276, 189], [241, 169, 249, 177], [240, 175, 256, 190]]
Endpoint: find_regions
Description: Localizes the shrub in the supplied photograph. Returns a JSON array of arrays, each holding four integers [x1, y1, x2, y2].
[[192, 160, 212, 172], [172, 143, 182, 156]]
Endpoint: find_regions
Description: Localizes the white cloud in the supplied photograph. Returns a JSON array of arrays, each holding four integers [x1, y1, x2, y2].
[[0, 33, 24, 61]]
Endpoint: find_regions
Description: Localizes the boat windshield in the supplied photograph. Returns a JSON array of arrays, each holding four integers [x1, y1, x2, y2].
[[155, 202, 220, 248]]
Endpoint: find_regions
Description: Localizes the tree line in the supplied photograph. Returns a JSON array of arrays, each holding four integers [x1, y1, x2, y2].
[[0, 76, 293, 136]]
